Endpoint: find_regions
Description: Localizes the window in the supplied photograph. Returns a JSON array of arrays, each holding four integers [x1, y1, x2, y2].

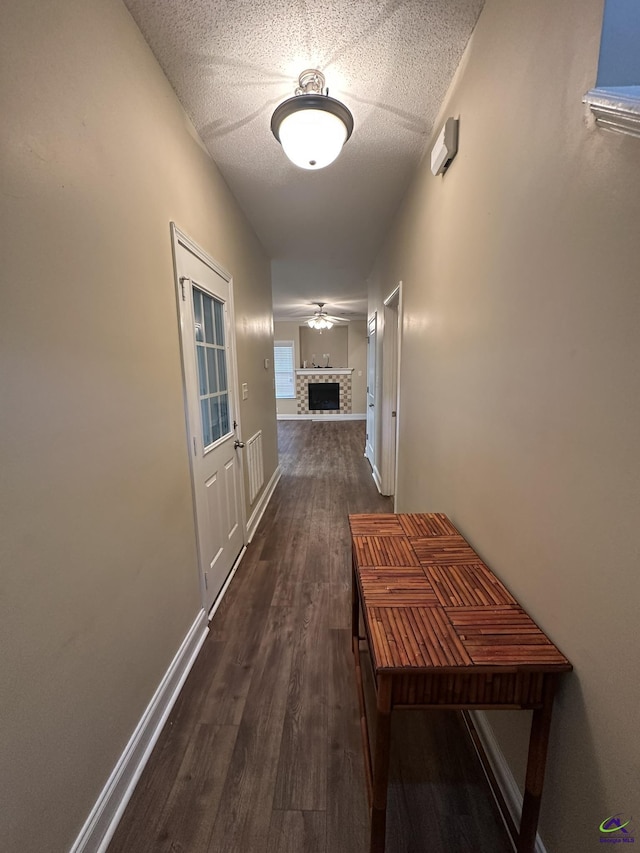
[[596, 0, 640, 89], [274, 340, 296, 399], [584, 0, 640, 138]]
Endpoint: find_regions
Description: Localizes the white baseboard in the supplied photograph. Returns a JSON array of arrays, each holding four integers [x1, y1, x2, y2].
[[208, 545, 247, 622], [372, 464, 383, 493], [70, 610, 209, 853], [470, 711, 548, 853], [276, 413, 366, 421], [246, 464, 281, 542]]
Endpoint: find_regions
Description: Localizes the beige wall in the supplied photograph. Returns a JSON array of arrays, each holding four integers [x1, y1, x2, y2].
[[300, 325, 348, 367], [348, 320, 367, 414], [0, 1, 276, 851], [273, 321, 367, 415], [368, 1, 640, 850]]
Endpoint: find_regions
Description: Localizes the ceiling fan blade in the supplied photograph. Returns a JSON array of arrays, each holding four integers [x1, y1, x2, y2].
[[301, 302, 352, 325]]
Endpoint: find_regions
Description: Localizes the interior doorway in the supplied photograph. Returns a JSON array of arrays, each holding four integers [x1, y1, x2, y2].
[[171, 225, 246, 614]]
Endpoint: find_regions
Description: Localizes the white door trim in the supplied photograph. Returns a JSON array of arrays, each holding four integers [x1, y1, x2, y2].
[[381, 282, 403, 503], [365, 312, 378, 481], [170, 223, 247, 611]]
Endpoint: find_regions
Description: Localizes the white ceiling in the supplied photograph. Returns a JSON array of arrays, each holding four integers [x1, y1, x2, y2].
[[124, 0, 484, 321]]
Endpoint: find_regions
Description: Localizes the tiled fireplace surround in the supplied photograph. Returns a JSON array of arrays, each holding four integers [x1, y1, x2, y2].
[[295, 369, 353, 415]]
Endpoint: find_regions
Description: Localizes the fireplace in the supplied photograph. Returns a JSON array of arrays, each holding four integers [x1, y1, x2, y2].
[[308, 382, 340, 411], [295, 369, 353, 415]]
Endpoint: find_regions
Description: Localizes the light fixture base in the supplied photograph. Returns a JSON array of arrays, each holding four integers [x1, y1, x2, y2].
[[295, 69, 326, 96]]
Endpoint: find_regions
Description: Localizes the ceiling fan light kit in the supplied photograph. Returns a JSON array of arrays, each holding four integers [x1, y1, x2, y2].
[[305, 302, 349, 330], [271, 69, 354, 170], [308, 316, 333, 330]]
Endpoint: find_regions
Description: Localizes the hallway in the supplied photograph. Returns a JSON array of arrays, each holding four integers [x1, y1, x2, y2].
[[108, 421, 512, 853]]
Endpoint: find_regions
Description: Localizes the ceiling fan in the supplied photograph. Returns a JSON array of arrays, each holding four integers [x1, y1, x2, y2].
[[305, 302, 350, 330]]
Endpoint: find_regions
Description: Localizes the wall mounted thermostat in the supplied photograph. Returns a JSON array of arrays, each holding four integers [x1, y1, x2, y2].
[[430, 117, 459, 176]]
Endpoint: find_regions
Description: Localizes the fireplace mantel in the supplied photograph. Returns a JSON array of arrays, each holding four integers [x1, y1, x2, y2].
[[295, 368, 354, 375]]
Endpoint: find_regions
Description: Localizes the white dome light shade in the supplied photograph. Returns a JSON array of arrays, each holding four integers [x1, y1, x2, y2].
[[271, 76, 354, 171], [278, 107, 348, 170], [307, 317, 333, 329]]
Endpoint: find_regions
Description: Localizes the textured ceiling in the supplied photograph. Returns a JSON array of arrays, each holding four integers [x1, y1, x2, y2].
[[124, 0, 484, 320]]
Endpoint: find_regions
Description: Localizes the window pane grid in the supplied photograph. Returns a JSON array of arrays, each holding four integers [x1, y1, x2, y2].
[[193, 288, 231, 448]]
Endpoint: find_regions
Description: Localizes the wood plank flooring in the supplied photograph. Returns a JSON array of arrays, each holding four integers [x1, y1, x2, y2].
[[108, 421, 513, 853]]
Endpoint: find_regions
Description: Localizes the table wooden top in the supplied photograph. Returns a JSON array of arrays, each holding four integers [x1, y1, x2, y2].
[[349, 513, 571, 676]]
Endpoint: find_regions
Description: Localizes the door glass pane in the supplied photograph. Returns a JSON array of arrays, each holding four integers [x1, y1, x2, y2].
[[206, 348, 218, 394], [214, 300, 224, 345], [217, 348, 227, 393], [200, 399, 212, 446], [193, 291, 204, 342], [203, 295, 214, 343], [196, 345, 207, 396], [219, 393, 230, 435], [210, 396, 221, 442]]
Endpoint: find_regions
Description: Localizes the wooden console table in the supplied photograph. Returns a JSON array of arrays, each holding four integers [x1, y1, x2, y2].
[[349, 512, 572, 853]]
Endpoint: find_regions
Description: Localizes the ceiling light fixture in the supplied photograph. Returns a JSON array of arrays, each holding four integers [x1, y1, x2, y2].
[[271, 69, 354, 170], [307, 303, 334, 329], [308, 316, 333, 330]]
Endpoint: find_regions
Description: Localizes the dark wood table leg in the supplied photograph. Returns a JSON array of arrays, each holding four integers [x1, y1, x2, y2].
[[370, 674, 392, 853], [352, 563, 374, 804], [351, 559, 359, 657], [517, 675, 557, 853]]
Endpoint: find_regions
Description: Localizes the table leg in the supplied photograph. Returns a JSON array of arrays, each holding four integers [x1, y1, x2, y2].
[[370, 674, 392, 853], [517, 675, 557, 853], [351, 560, 360, 657]]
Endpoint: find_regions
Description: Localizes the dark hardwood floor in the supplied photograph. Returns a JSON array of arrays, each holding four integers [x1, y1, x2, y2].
[[108, 421, 513, 853]]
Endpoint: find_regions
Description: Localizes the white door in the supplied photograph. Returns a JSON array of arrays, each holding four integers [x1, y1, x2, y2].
[[172, 226, 245, 612], [365, 313, 377, 468]]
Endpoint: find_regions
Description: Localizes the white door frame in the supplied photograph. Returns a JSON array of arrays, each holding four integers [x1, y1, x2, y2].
[[170, 223, 247, 612], [381, 282, 403, 503], [365, 312, 379, 487]]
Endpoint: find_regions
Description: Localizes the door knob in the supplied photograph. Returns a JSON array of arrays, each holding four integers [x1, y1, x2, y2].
[[234, 440, 245, 449]]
